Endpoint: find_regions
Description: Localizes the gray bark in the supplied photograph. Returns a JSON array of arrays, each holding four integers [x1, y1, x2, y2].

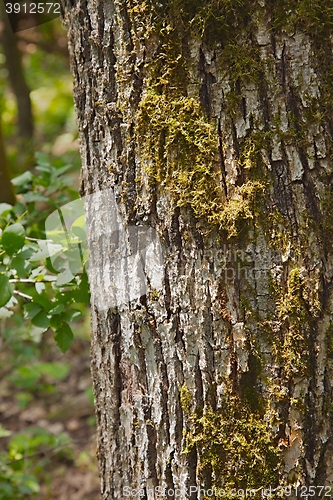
[[61, 1, 333, 498]]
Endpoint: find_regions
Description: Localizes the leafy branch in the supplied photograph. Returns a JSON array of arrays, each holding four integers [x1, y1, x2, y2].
[[0, 153, 90, 353]]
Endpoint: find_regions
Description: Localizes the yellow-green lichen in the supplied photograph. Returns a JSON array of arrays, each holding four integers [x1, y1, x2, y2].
[[137, 90, 265, 236], [180, 383, 192, 412], [239, 351, 265, 413], [181, 388, 283, 498], [133, 0, 333, 240], [321, 185, 333, 242], [271, 268, 320, 377], [325, 320, 333, 360]]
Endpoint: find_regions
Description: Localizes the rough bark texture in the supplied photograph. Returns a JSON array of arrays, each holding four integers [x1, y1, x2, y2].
[[61, 1, 333, 498]]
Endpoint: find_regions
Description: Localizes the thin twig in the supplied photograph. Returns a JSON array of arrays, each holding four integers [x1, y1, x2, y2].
[[9, 279, 55, 284], [25, 237, 52, 242], [13, 290, 33, 300], [4, 443, 70, 467], [10, 279, 36, 283]]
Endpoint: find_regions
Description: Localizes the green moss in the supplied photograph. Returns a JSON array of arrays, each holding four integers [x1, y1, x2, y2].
[[239, 352, 265, 413], [137, 90, 265, 236], [182, 389, 282, 497], [270, 268, 320, 377], [321, 185, 333, 241], [214, 181, 265, 236], [180, 383, 192, 412], [325, 321, 333, 359], [239, 131, 271, 171], [131, 0, 333, 239], [150, 288, 160, 300], [145, 0, 255, 47], [221, 43, 264, 88], [275, 270, 309, 375], [265, 210, 293, 254], [269, 0, 333, 39]]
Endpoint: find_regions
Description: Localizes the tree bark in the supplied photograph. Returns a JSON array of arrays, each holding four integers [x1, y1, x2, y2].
[[61, 1, 333, 498]]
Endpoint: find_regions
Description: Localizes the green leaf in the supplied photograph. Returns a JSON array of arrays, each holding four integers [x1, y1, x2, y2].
[[29, 240, 61, 262], [0, 307, 13, 318], [38, 362, 70, 380], [10, 256, 28, 278], [85, 386, 94, 407], [1, 223, 26, 255], [31, 292, 53, 312], [11, 170, 33, 187], [18, 247, 36, 260], [49, 303, 65, 316], [22, 192, 49, 203], [54, 323, 74, 353], [23, 302, 42, 320], [72, 273, 90, 304], [62, 309, 82, 322], [31, 311, 50, 331], [19, 478, 40, 495], [0, 482, 14, 496], [56, 269, 75, 286], [9, 366, 39, 390], [71, 225, 86, 242], [0, 203, 13, 216], [35, 152, 52, 168], [0, 424, 12, 438], [0, 274, 12, 308], [52, 164, 72, 178], [55, 289, 74, 306], [50, 313, 66, 329], [35, 282, 46, 294], [16, 392, 33, 409]]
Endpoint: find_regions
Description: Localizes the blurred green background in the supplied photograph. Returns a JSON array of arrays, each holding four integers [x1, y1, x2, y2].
[[0, 12, 99, 500], [0, 13, 80, 175]]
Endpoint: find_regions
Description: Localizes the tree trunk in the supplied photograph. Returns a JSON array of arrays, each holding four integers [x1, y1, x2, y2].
[[61, 1, 333, 497], [0, 4, 34, 140], [0, 2, 34, 171], [0, 116, 15, 205]]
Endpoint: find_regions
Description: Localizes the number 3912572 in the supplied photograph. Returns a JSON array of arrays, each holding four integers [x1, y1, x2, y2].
[[5, 3, 61, 14]]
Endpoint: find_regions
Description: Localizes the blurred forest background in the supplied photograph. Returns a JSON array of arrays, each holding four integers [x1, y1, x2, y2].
[[0, 11, 100, 500]]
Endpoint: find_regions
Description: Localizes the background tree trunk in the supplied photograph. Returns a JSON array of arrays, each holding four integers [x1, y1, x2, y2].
[[61, 1, 333, 498], [0, 4, 34, 140], [0, 2, 34, 171], [0, 116, 15, 204]]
